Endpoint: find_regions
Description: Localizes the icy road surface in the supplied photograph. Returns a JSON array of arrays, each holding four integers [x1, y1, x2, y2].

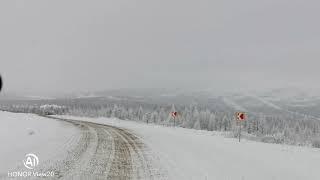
[[57, 115, 320, 180], [0, 111, 164, 180]]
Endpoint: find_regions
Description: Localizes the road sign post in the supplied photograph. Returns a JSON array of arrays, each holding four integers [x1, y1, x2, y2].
[[239, 122, 241, 142], [171, 112, 178, 127], [236, 112, 246, 142]]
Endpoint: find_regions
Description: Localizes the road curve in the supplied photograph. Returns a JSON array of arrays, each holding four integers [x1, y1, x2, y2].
[[39, 116, 164, 180]]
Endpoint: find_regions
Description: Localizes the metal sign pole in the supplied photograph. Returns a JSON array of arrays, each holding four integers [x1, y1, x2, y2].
[[236, 112, 245, 142], [239, 121, 241, 142]]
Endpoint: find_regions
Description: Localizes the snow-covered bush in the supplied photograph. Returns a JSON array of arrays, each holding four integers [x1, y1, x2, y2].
[[39, 104, 67, 115], [261, 136, 278, 144], [311, 137, 320, 148]]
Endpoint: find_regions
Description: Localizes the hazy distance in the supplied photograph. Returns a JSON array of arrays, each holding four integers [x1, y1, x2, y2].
[[0, 0, 319, 95]]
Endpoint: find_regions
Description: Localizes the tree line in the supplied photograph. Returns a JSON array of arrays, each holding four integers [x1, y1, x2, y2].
[[1, 101, 320, 147]]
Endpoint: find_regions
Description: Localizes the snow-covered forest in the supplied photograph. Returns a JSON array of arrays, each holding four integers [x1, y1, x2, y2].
[[1, 96, 320, 148]]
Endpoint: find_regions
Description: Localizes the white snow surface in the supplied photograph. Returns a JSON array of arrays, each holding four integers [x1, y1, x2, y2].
[[56, 115, 320, 180], [1, 110, 319, 180], [0, 111, 79, 174]]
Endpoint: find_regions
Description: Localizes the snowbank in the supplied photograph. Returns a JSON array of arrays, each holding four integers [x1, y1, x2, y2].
[[0, 111, 78, 174]]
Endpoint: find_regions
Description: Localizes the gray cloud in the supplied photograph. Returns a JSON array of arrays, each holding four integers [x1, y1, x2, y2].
[[0, 0, 319, 94]]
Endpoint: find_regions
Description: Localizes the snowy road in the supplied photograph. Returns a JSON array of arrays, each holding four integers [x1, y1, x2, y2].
[[38, 116, 163, 180], [0, 112, 164, 180], [61, 116, 320, 180]]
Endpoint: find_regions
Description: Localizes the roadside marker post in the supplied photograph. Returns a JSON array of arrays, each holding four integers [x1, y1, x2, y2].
[[171, 112, 178, 127], [236, 112, 246, 142]]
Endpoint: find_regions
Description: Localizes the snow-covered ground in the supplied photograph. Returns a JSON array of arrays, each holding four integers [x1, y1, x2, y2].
[[56, 115, 320, 180], [1, 110, 320, 180], [0, 111, 79, 175]]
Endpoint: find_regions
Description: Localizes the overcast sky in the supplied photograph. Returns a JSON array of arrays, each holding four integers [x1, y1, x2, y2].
[[0, 0, 319, 94]]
